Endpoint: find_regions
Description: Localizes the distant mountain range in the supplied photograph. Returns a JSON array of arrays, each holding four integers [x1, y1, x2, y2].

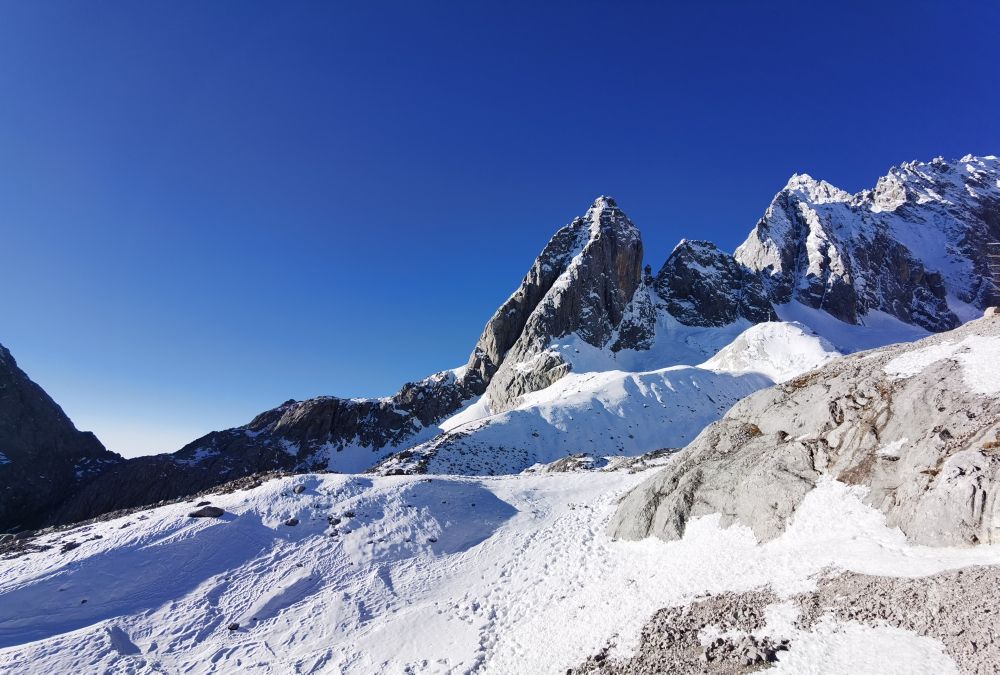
[[2, 154, 998, 531]]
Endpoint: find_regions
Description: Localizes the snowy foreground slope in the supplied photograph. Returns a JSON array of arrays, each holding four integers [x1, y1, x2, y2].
[[3, 468, 1000, 674]]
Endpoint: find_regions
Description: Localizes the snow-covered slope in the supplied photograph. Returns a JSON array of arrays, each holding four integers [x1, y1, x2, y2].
[[4, 469, 1000, 673], [700, 321, 841, 383], [377, 322, 841, 475]]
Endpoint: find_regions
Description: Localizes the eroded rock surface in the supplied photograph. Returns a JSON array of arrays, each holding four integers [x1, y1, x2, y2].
[[610, 315, 1000, 546]]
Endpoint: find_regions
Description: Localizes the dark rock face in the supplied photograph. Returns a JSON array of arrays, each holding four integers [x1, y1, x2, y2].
[[0, 344, 123, 532], [475, 196, 645, 411], [653, 240, 775, 327]]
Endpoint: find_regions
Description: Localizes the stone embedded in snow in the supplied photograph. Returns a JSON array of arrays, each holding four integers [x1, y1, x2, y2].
[[188, 506, 225, 518], [292, 485, 306, 494], [284, 518, 299, 527]]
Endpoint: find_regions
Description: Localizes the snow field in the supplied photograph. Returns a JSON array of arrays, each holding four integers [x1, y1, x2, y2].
[[3, 471, 1000, 673]]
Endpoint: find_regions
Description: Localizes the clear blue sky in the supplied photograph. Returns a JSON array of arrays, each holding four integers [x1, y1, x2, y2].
[[1, 1, 997, 457]]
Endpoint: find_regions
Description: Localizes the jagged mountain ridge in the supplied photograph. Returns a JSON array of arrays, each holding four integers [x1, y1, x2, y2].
[[21, 153, 1000, 527], [736, 155, 1000, 330]]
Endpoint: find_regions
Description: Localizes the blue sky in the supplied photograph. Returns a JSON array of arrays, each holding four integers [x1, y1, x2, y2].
[[1, 1, 998, 457]]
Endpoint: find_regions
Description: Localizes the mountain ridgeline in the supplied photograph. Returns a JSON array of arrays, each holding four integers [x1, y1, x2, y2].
[[2, 154, 998, 531]]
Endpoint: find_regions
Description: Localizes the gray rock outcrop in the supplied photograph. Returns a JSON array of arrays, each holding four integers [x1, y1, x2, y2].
[[610, 314, 1000, 547], [473, 196, 645, 412]]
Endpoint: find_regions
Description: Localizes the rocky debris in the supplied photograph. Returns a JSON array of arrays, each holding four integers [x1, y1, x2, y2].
[[574, 564, 1000, 674], [292, 484, 306, 494], [284, 518, 299, 527], [795, 566, 1000, 674], [188, 506, 225, 518], [610, 316, 1000, 546], [521, 449, 680, 475], [0, 533, 51, 560], [570, 589, 782, 674], [59, 541, 81, 553], [227, 622, 239, 631], [0, 343, 124, 532], [654, 240, 774, 327], [195, 500, 211, 507], [524, 454, 604, 474], [703, 635, 789, 668]]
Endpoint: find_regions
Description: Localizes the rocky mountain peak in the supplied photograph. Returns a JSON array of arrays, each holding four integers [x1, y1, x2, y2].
[[653, 239, 774, 327], [471, 196, 645, 411], [783, 173, 852, 204]]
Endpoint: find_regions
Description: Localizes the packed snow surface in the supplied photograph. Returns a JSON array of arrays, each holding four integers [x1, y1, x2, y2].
[[884, 334, 1000, 396], [774, 302, 929, 354], [3, 471, 999, 673], [699, 321, 841, 383]]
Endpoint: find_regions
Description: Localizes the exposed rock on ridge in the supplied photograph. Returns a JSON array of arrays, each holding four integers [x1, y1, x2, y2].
[[475, 196, 645, 412], [654, 239, 775, 327], [609, 314, 1000, 547]]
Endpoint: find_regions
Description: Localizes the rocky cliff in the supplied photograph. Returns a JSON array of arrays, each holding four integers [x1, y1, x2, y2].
[[0, 345, 123, 532]]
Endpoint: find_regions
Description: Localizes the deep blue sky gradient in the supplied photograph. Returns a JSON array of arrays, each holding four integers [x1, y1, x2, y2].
[[2, 1, 998, 456]]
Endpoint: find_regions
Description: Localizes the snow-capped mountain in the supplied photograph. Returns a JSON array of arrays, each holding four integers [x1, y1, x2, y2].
[[10, 154, 1000, 529], [4, 155, 1000, 674], [736, 155, 1000, 330]]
